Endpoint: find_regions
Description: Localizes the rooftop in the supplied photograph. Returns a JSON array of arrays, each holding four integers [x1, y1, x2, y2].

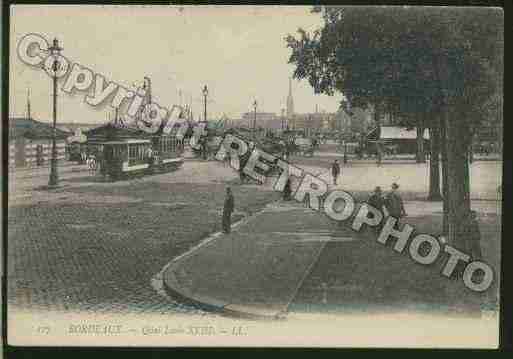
[[9, 117, 71, 140], [368, 126, 430, 140]]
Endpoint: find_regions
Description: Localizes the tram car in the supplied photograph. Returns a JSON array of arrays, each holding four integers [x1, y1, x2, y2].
[[85, 123, 184, 181]]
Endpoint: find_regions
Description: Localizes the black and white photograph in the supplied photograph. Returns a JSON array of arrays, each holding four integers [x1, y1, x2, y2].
[[4, 4, 504, 348]]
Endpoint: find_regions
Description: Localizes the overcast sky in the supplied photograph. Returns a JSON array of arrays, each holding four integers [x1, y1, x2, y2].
[[9, 5, 343, 124]]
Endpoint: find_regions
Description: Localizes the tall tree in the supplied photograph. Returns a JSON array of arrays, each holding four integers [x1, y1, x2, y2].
[[428, 112, 442, 201], [286, 6, 503, 246]]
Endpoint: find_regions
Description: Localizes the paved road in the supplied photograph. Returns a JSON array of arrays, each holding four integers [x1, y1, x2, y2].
[[7, 160, 280, 314], [7, 153, 501, 317]]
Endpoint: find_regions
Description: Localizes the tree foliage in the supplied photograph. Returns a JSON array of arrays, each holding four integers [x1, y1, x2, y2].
[[285, 6, 503, 130], [286, 6, 503, 247]]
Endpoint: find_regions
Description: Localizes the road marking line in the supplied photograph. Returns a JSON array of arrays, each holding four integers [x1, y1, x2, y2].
[[283, 240, 327, 316]]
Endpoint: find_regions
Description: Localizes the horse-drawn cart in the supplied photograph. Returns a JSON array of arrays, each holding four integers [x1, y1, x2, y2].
[[295, 137, 314, 157]]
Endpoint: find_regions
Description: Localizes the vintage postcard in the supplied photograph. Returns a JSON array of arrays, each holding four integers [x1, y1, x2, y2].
[[6, 4, 503, 348]]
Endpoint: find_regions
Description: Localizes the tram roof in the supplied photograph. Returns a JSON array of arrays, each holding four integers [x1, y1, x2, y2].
[[84, 122, 182, 141], [84, 123, 149, 139], [89, 139, 152, 145]]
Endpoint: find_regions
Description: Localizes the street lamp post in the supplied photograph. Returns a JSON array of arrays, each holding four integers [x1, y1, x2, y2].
[[48, 38, 63, 188], [253, 100, 257, 140], [202, 85, 208, 122], [281, 108, 285, 131]]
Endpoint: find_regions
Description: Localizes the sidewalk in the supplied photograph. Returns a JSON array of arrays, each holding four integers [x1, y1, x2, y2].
[[160, 185, 500, 318], [161, 200, 335, 318]]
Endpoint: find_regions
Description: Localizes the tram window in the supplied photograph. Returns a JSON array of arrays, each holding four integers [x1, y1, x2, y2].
[[161, 136, 176, 154]]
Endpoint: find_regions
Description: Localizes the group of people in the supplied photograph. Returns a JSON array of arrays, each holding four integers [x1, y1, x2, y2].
[[222, 160, 482, 265], [367, 183, 482, 261], [367, 183, 407, 229], [330, 160, 406, 220]]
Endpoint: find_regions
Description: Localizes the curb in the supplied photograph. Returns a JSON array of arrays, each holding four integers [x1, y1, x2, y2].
[[151, 167, 341, 319], [151, 200, 288, 320]]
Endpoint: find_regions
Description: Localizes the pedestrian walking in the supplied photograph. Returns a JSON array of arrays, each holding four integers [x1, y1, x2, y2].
[[384, 183, 407, 225], [283, 178, 292, 201], [331, 159, 341, 185], [222, 187, 235, 234], [368, 186, 385, 233]]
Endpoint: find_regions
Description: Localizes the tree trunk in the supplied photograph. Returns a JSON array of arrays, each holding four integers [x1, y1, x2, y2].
[[416, 120, 426, 163], [468, 133, 474, 163], [428, 120, 442, 201], [498, 94, 503, 155], [440, 112, 449, 236], [443, 103, 472, 249], [374, 105, 382, 165]]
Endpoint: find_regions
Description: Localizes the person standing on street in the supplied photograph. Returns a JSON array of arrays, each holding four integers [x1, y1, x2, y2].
[[222, 187, 235, 234], [283, 178, 292, 201], [331, 159, 341, 185], [368, 186, 385, 233], [384, 183, 407, 224]]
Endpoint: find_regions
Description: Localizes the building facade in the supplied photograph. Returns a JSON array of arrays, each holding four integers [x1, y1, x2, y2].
[[240, 112, 285, 130], [9, 118, 70, 169]]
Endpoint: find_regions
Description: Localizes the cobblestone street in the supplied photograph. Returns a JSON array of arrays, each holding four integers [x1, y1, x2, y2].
[[7, 154, 501, 317], [7, 160, 280, 314]]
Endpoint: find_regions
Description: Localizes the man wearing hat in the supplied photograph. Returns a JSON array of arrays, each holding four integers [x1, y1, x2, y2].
[[368, 186, 385, 233], [331, 159, 341, 185], [385, 183, 407, 221], [222, 187, 235, 234]]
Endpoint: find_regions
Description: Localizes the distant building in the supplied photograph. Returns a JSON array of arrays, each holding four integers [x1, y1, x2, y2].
[[366, 126, 430, 154], [9, 117, 70, 168], [283, 78, 336, 134], [240, 112, 285, 130], [292, 112, 333, 134]]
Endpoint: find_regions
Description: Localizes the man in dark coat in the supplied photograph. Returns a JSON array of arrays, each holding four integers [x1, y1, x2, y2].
[[331, 159, 341, 185], [222, 187, 235, 234], [368, 186, 385, 233], [384, 183, 407, 221], [283, 178, 292, 201]]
